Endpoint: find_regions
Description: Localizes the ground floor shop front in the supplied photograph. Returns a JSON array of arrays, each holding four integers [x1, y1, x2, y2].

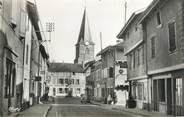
[[151, 70, 184, 116]]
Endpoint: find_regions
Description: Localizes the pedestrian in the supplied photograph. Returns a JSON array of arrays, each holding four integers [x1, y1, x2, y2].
[[113, 92, 117, 105], [107, 94, 112, 104]]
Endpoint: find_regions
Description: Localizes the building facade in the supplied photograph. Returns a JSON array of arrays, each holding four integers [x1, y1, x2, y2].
[[117, 10, 150, 109], [48, 63, 85, 97], [0, 0, 25, 115], [0, 0, 48, 115], [96, 44, 127, 104], [84, 60, 95, 100], [140, 0, 184, 115]]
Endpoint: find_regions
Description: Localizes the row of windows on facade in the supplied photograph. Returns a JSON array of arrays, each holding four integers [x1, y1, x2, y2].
[[90, 67, 114, 81], [52, 79, 80, 85], [57, 88, 81, 94], [128, 13, 177, 69], [50, 72, 77, 76], [129, 45, 144, 70], [151, 19, 176, 58]]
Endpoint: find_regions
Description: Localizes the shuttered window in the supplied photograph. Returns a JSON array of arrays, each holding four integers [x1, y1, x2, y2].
[[168, 21, 176, 52], [151, 37, 156, 58]]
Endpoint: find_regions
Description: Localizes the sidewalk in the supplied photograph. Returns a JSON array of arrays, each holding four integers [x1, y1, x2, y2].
[[5, 104, 51, 117], [91, 101, 180, 117]]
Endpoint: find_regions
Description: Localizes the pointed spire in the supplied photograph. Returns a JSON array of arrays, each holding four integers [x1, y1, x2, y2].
[[76, 8, 94, 45]]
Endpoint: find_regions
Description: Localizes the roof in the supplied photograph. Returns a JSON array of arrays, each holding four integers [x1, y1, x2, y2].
[[39, 44, 49, 60], [48, 63, 84, 73], [83, 60, 95, 72], [97, 43, 124, 56], [76, 9, 94, 45], [26, 1, 42, 41], [139, 0, 160, 24], [117, 10, 144, 39]]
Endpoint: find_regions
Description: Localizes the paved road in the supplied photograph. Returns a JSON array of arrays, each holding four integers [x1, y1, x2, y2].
[[47, 97, 144, 117]]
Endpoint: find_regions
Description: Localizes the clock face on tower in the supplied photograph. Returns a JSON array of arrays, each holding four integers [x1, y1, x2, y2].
[[85, 41, 89, 46]]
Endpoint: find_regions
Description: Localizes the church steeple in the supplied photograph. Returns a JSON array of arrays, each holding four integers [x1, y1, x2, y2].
[[76, 9, 94, 45], [74, 8, 95, 64]]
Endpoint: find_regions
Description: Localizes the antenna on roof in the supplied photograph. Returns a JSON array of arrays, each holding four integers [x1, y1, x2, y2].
[[100, 32, 103, 51], [84, 0, 87, 9], [124, 1, 127, 24]]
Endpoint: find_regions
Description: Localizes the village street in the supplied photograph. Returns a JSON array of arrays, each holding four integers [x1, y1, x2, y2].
[[47, 97, 144, 117]]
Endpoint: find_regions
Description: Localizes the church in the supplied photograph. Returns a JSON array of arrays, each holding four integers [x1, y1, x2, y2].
[[74, 9, 95, 64], [47, 9, 95, 97]]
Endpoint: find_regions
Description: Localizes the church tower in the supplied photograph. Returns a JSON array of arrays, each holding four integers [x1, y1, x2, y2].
[[74, 9, 95, 64]]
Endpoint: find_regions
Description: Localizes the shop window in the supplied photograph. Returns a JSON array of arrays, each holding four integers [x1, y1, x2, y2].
[[176, 78, 182, 106], [137, 83, 143, 100], [132, 85, 136, 99], [158, 79, 165, 102]]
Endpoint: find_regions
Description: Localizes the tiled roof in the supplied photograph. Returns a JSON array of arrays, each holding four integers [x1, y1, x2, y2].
[[48, 62, 84, 73]]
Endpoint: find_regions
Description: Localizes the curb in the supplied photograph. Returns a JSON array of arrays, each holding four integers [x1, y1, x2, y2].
[[112, 107, 151, 116], [92, 102, 151, 116], [5, 113, 19, 117], [43, 106, 52, 117]]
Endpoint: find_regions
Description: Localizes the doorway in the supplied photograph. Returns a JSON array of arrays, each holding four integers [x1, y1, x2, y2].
[[153, 80, 158, 111], [167, 78, 172, 114]]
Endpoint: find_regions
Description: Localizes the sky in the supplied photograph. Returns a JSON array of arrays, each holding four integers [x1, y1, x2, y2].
[[35, 0, 152, 63]]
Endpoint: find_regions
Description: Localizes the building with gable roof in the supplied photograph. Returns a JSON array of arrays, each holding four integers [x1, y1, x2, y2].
[[48, 63, 85, 97]]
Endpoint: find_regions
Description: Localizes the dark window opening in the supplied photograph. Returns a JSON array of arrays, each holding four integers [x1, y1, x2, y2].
[[168, 21, 176, 52], [156, 12, 161, 25], [151, 37, 156, 58]]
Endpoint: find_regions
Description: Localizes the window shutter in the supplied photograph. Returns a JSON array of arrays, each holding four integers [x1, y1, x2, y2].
[[20, 10, 26, 38], [168, 22, 176, 52]]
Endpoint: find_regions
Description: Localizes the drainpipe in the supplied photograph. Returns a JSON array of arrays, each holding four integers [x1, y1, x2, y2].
[[37, 46, 40, 104], [21, 38, 25, 109]]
